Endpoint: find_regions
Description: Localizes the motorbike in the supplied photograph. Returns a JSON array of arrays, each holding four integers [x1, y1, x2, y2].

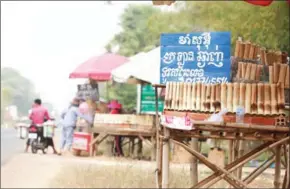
[[28, 119, 55, 154]]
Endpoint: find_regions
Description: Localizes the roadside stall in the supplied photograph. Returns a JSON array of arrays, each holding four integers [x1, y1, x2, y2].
[[68, 53, 128, 156], [153, 32, 290, 189]]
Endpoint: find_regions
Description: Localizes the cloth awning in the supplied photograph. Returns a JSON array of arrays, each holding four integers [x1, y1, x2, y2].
[[111, 47, 161, 85], [69, 53, 128, 81], [111, 52, 147, 83]]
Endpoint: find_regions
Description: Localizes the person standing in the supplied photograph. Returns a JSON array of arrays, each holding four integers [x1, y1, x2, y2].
[[108, 100, 124, 157], [59, 98, 93, 156]]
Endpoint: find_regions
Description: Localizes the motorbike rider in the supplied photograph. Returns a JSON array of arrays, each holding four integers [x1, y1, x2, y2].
[[25, 98, 57, 154]]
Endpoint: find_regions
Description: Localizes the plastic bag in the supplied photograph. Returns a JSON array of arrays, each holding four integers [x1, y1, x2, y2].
[[206, 108, 228, 122]]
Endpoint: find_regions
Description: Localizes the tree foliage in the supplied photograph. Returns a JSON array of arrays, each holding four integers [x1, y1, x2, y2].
[[1, 67, 40, 118]]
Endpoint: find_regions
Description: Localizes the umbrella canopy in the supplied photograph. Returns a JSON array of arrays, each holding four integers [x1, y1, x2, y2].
[[111, 47, 161, 85], [69, 53, 129, 81]]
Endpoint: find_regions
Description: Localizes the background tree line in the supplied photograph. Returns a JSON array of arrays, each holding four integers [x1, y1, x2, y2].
[[105, 1, 289, 112]]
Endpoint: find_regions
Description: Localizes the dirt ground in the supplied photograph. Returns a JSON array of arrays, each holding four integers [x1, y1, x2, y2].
[[1, 152, 285, 188]]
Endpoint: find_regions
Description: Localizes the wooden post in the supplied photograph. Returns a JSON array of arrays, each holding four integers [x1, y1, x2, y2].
[[229, 140, 234, 163], [237, 140, 245, 179], [130, 137, 135, 158], [274, 145, 281, 188], [137, 138, 143, 160], [154, 86, 162, 188], [151, 136, 156, 161], [190, 138, 198, 185], [162, 127, 170, 188]]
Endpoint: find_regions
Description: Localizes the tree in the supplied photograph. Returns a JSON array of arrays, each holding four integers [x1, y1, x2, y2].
[[1, 67, 40, 117]]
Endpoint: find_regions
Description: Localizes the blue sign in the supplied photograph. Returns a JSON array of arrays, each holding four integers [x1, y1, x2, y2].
[[160, 32, 231, 84]]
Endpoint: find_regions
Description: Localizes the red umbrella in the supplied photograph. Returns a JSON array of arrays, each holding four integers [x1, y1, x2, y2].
[[69, 53, 129, 81], [244, 0, 273, 6]]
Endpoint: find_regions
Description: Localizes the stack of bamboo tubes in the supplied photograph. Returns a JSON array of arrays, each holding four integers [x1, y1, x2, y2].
[[235, 62, 263, 81], [164, 82, 285, 115], [234, 39, 288, 65], [269, 63, 290, 89]]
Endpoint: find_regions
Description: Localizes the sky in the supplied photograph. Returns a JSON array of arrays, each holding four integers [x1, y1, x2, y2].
[[1, 1, 154, 112]]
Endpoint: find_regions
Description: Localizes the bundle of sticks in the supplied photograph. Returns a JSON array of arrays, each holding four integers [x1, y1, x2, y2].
[[234, 39, 288, 65], [235, 62, 263, 81], [164, 82, 285, 115], [269, 63, 290, 89]]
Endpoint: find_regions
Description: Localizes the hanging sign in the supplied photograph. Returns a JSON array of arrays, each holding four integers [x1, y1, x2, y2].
[[140, 84, 164, 114], [160, 32, 231, 84], [77, 83, 99, 101]]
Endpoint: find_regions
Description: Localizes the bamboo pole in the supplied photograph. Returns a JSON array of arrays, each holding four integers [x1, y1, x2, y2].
[[154, 86, 162, 188], [190, 138, 198, 186], [245, 63, 251, 80], [164, 82, 170, 109], [274, 63, 280, 83], [234, 40, 241, 58], [274, 145, 282, 188], [249, 43, 256, 59], [201, 84, 206, 112], [171, 82, 176, 110], [251, 83, 257, 114], [233, 83, 240, 112], [239, 83, 246, 107], [186, 82, 192, 111], [178, 82, 183, 110], [257, 83, 264, 115], [239, 42, 245, 59], [162, 127, 170, 188], [264, 84, 271, 115], [242, 62, 247, 78], [256, 65, 262, 81], [243, 41, 251, 59], [205, 84, 211, 112], [269, 66, 274, 84], [285, 66, 290, 88], [250, 64, 257, 81], [278, 64, 287, 85], [270, 84, 278, 115]]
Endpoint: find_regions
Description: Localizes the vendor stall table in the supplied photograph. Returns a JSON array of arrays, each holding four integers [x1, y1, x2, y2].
[[153, 84, 290, 189]]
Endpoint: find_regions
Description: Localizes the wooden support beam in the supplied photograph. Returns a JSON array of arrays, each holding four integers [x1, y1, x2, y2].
[[137, 138, 143, 160], [192, 137, 289, 188], [154, 86, 162, 189], [171, 139, 247, 188], [274, 145, 282, 188], [162, 127, 170, 188], [190, 138, 198, 186], [151, 136, 156, 161], [243, 155, 275, 184]]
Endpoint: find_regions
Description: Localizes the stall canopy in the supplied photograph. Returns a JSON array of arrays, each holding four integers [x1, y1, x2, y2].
[[69, 53, 129, 81], [111, 47, 161, 85]]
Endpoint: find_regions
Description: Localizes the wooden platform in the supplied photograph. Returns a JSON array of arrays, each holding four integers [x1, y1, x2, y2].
[[92, 125, 154, 137]]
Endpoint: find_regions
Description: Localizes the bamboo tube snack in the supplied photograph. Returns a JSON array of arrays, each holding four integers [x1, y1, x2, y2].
[[281, 52, 288, 64], [276, 51, 282, 64], [215, 84, 221, 112], [234, 40, 241, 58], [245, 83, 252, 114], [249, 44, 256, 59], [254, 45, 260, 59], [260, 47, 267, 65], [239, 83, 246, 108], [186, 82, 192, 110], [242, 63, 247, 78], [226, 83, 233, 112], [269, 66, 274, 84], [278, 64, 287, 85], [210, 84, 216, 112], [257, 83, 264, 115], [205, 84, 211, 112], [255, 65, 262, 81], [285, 65, 290, 88], [243, 41, 251, 59], [191, 83, 197, 110], [164, 82, 170, 109], [181, 82, 187, 110], [244, 63, 251, 80], [264, 84, 271, 115], [178, 82, 183, 110], [233, 83, 240, 112], [273, 63, 280, 83], [270, 84, 278, 115], [201, 84, 207, 111], [166, 82, 172, 109], [196, 82, 201, 111], [221, 83, 227, 110], [237, 62, 243, 79], [251, 83, 258, 114], [238, 42, 245, 58], [171, 82, 177, 109], [250, 64, 257, 80], [277, 84, 285, 114]]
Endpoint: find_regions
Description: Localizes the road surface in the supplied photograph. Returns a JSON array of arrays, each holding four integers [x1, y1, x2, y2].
[[1, 128, 25, 165]]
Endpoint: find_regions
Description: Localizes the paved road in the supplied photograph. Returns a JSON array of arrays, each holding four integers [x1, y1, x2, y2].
[[1, 128, 25, 166]]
